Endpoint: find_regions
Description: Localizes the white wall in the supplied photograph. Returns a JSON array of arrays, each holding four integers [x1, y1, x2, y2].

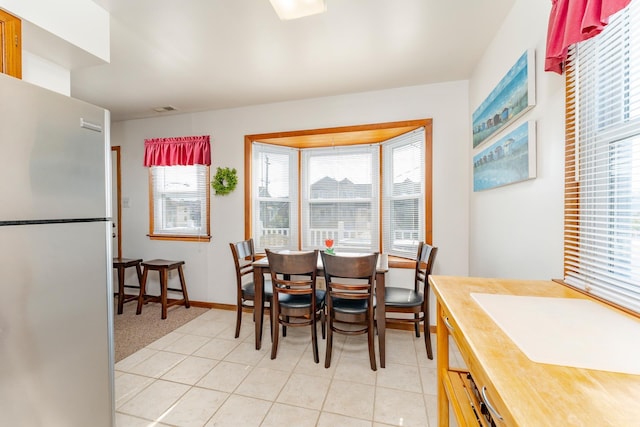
[[468, 0, 565, 280], [112, 81, 470, 304], [22, 51, 70, 95]]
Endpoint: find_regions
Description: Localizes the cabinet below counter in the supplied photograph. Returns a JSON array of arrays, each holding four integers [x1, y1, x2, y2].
[[429, 275, 640, 427]]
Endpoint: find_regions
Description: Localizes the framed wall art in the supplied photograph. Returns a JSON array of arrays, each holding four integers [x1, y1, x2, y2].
[[473, 121, 536, 192], [472, 50, 536, 149]]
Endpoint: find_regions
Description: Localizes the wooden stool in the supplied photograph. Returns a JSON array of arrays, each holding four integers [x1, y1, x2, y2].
[[113, 257, 143, 315], [136, 259, 190, 319]]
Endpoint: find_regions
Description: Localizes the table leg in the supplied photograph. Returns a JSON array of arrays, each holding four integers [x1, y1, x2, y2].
[[436, 299, 449, 426], [376, 271, 386, 368], [254, 265, 264, 350]]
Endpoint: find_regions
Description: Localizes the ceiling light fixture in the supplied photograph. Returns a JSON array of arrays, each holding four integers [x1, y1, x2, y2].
[[269, 0, 327, 20]]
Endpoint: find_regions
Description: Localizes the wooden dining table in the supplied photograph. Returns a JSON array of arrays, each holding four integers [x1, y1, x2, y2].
[[252, 251, 390, 368]]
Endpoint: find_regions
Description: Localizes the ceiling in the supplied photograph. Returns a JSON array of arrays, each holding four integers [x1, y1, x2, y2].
[[71, 0, 516, 122]]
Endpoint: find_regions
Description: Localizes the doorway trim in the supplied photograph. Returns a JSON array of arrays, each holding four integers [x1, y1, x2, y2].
[[112, 146, 122, 259]]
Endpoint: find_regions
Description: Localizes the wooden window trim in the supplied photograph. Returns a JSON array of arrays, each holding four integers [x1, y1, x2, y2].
[[564, 61, 578, 282], [0, 9, 21, 78], [244, 119, 433, 256]]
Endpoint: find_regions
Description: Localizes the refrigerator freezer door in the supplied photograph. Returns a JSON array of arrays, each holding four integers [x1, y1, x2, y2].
[[0, 221, 114, 426], [0, 73, 109, 221]]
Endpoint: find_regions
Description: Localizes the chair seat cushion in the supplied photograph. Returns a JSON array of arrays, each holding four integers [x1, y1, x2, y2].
[[332, 296, 376, 314], [278, 290, 326, 309], [384, 286, 423, 307], [242, 280, 273, 298]]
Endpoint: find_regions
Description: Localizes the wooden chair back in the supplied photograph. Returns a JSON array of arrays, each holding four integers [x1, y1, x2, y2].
[[414, 243, 438, 293], [321, 252, 378, 303]]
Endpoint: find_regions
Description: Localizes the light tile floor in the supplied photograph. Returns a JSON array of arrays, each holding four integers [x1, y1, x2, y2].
[[115, 308, 466, 427]]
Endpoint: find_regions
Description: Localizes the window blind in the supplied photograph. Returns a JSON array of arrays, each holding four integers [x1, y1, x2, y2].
[[382, 128, 425, 257], [565, 2, 640, 314], [150, 164, 209, 237], [301, 145, 379, 253], [252, 143, 299, 252]]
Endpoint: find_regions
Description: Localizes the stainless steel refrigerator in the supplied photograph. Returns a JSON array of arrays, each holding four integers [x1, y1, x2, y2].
[[0, 73, 114, 426]]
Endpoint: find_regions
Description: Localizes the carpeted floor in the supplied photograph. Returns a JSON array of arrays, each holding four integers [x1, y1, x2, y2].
[[113, 299, 209, 362]]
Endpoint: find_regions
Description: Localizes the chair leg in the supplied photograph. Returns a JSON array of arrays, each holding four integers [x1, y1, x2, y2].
[[136, 268, 149, 315], [311, 313, 319, 364], [424, 320, 433, 360], [324, 315, 334, 368], [283, 316, 288, 337], [235, 301, 242, 338], [414, 314, 420, 337], [271, 302, 280, 360], [177, 265, 190, 308], [368, 313, 377, 371], [268, 301, 274, 343], [321, 310, 326, 339], [424, 294, 432, 359]]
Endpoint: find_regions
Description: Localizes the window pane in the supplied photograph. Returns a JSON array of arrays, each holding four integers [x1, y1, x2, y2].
[[150, 165, 209, 237], [383, 129, 425, 257], [302, 147, 379, 252], [253, 144, 298, 251]]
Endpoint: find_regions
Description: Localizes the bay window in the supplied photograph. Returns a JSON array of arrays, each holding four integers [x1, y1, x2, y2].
[[247, 121, 430, 258]]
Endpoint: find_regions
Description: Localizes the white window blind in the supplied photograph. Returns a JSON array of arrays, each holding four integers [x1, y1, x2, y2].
[[150, 165, 209, 237], [382, 128, 425, 257], [301, 146, 379, 253], [252, 143, 299, 252], [565, 2, 640, 313]]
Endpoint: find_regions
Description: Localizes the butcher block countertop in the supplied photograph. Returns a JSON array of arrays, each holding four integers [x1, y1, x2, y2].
[[430, 275, 640, 427]]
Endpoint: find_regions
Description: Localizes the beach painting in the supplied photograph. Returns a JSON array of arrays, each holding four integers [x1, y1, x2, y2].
[[473, 121, 536, 192], [472, 50, 535, 148]]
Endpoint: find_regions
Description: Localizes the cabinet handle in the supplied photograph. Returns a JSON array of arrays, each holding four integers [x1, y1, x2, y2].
[[481, 386, 504, 421], [443, 316, 454, 332]]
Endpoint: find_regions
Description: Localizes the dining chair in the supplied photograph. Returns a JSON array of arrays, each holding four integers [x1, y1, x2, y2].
[[266, 249, 325, 363], [384, 242, 438, 359], [229, 238, 273, 339], [321, 252, 379, 371]]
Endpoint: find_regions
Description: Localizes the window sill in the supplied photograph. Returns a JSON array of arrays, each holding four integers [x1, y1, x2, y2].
[[148, 234, 211, 242]]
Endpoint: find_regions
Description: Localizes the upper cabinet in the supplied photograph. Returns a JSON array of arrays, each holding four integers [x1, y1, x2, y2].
[[0, 9, 21, 78]]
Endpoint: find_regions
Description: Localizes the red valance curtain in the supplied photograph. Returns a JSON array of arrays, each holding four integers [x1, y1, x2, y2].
[[545, 0, 631, 74], [143, 135, 211, 166]]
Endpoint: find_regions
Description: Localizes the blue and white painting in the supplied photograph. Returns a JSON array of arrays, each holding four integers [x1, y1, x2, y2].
[[473, 121, 536, 192], [472, 50, 535, 149]]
